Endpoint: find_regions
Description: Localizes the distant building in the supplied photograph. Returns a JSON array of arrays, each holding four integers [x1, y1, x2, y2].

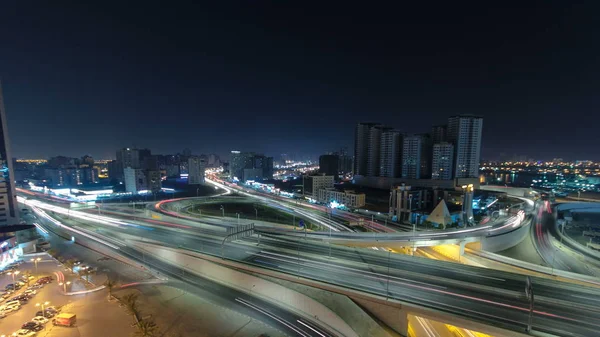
[[229, 151, 273, 181], [319, 154, 339, 177], [379, 130, 402, 178], [402, 134, 432, 179], [145, 170, 162, 193], [115, 148, 152, 181], [188, 156, 206, 185], [207, 154, 221, 167], [318, 188, 366, 208], [432, 125, 447, 144], [338, 154, 353, 174], [354, 123, 391, 176], [124, 168, 146, 193], [447, 115, 483, 178], [431, 143, 454, 180], [303, 175, 334, 196], [389, 185, 433, 223]]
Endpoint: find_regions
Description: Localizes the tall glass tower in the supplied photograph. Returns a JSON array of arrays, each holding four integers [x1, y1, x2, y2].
[[0, 83, 18, 225]]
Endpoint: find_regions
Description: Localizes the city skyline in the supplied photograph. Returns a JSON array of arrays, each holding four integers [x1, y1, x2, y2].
[[1, 2, 600, 160]]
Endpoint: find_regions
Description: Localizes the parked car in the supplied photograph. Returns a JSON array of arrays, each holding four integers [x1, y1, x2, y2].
[[23, 289, 36, 296], [5, 284, 15, 290], [35, 310, 54, 318], [12, 329, 36, 336], [5, 300, 22, 307], [2, 303, 21, 313], [31, 316, 48, 325], [21, 322, 44, 332]]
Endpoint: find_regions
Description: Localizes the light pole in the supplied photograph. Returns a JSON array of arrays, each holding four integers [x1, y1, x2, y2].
[[236, 213, 240, 225], [293, 213, 296, 230], [31, 257, 41, 276], [526, 276, 534, 333], [408, 194, 413, 225], [36, 301, 50, 315], [386, 249, 392, 300], [8, 270, 19, 284], [59, 281, 71, 293], [254, 207, 258, 220], [196, 187, 200, 197], [220, 205, 224, 217]]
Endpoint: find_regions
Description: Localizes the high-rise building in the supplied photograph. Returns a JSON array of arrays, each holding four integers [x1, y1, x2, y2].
[[229, 151, 273, 181], [432, 125, 447, 144], [401, 134, 432, 179], [188, 156, 206, 185], [319, 154, 339, 177], [447, 115, 483, 178], [379, 131, 402, 178], [354, 123, 390, 176], [124, 168, 146, 193], [115, 148, 151, 181], [0, 84, 18, 225], [431, 142, 454, 180]]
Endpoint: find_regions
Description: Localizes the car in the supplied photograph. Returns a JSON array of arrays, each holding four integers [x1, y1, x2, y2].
[[23, 289, 36, 296], [21, 322, 43, 332], [31, 316, 48, 325], [28, 284, 43, 290], [5, 300, 22, 307], [45, 306, 59, 313], [10, 296, 28, 303], [5, 284, 15, 290], [2, 303, 21, 313], [12, 329, 36, 336], [35, 310, 54, 318]]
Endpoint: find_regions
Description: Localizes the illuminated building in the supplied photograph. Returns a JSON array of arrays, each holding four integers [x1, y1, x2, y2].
[[402, 134, 432, 179], [318, 188, 365, 208], [447, 115, 483, 178], [303, 174, 334, 196], [188, 156, 206, 185], [0, 84, 18, 225], [379, 130, 402, 178], [432, 142, 454, 180]]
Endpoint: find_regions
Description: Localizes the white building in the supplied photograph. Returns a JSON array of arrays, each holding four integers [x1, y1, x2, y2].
[[188, 156, 206, 185], [432, 142, 454, 180], [303, 175, 334, 196], [447, 115, 483, 178], [318, 188, 366, 208], [124, 167, 146, 193]]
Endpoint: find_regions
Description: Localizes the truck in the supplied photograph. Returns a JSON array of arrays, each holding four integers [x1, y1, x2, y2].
[[53, 313, 76, 327]]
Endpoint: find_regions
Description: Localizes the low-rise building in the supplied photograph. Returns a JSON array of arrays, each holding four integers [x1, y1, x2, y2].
[[318, 188, 366, 208], [303, 174, 334, 196]]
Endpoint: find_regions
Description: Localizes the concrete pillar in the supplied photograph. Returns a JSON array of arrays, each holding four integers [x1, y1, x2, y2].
[[351, 297, 408, 336], [459, 241, 467, 256]]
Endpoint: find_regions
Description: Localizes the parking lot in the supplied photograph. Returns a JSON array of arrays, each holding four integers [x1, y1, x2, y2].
[[0, 254, 133, 337]]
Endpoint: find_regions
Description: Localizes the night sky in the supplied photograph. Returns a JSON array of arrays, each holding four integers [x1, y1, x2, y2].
[[1, 1, 599, 161]]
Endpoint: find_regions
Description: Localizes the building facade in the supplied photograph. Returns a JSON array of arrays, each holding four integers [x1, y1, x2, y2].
[[318, 188, 366, 208], [319, 154, 339, 177], [188, 156, 206, 185], [402, 134, 431, 179], [0, 86, 19, 225], [432, 124, 447, 144], [431, 142, 454, 180], [447, 115, 483, 178], [303, 175, 334, 196], [229, 151, 273, 182], [389, 185, 432, 222], [379, 130, 402, 178]]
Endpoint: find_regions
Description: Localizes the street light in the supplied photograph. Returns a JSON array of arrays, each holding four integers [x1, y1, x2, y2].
[[220, 205, 225, 217], [59, 281, 71, 293], [254, 207, 258, 220], [35, 301, 50, 315], [31, 257, 42, 276], [196, 187, 201, 197], [8, 270, 19, 284], [236, 213, 240, 225]]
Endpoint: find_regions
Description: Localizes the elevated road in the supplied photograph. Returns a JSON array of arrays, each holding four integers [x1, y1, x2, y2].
[[18, 195, 600, 337]]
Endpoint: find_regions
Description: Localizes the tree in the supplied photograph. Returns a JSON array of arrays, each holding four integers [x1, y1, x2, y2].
[[104, 278, 117, 300], [64, 259, 76, 273], [121, 293, 140, 323], [132, 319, 159, 337]]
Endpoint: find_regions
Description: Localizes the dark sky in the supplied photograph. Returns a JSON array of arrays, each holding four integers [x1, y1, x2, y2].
[[1, 1, 599, 161]]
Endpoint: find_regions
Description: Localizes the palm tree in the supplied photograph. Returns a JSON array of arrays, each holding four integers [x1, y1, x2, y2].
[[104, 278, 117, 300], [132, 319, 159, 337], [121, 293, 140, 323]]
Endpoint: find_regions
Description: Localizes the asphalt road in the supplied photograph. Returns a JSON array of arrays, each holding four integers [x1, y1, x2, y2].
[[22, 195, 600, 337]]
